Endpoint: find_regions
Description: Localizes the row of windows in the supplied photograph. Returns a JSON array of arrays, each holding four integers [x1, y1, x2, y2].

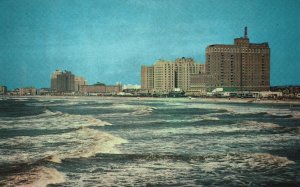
[[207, 47, 268, 53]]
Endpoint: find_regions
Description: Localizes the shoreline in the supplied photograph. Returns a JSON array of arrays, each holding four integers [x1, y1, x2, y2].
[[1, 95, 300, 104]]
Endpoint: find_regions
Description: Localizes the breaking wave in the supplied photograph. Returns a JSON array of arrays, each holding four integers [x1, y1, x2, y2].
[[3, 166, 66, 187], [200, 152, 295, 173], [241, 121, 281, 129], [0, 127, 127, 165], [0, 110, 111, 130]]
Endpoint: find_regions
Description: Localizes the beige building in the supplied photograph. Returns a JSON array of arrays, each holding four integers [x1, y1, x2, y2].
[[75, 76, 88, 92], [50, 70, 62, 91], [141, 58, 204, 93], [80, 84, 122, 95], [205, 27, 270, 91], [141, 65, 154, 92], [19, 87, 37, 96], [175, 57, 205, 92], [153, 60, 176, 92], [51, 70, 75, 92]]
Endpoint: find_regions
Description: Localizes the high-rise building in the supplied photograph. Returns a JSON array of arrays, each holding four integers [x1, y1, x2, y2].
[[174, 57, 205, 91], [153, 60, 176, 92], [141, 65, 154, 91], [205, 27, 270, 91], [141, 57, 204, 93], [51, 70, 75, 92], [75, 76, 88, 92], [50, 70, 62, 91]]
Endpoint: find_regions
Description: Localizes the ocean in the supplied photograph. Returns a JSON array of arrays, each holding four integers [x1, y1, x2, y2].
[[0, 97, 299, 186]]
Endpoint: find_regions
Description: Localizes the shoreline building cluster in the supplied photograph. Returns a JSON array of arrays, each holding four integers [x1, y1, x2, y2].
[[141, 27, 270, 96], [50, 70, 122, 95]]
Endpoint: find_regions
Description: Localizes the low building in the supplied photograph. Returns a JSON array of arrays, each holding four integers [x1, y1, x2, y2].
[[188, 74, 214, 96], [75, 76, 88, 92], [259, 91, 282, 98], [19, 87, 37, 96], [37, 88, 51, 95], [123, 84, 141, 90], [271, 86, 300, 97], [80, 83, 122, 95]]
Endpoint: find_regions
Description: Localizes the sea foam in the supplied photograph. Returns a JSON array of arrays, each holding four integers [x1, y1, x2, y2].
[[0, 127, 127, 165], [4, 167, 65, 187]]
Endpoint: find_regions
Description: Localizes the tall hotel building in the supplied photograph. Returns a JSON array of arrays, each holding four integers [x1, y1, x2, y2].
[[141, 57, 205, 93], [51, 70, 75, 92], [205, 27, 270, 91], [141, 65, 154, 91]]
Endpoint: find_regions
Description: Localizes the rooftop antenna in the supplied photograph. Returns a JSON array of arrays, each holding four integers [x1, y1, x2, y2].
[[244, 26, 248, 38]]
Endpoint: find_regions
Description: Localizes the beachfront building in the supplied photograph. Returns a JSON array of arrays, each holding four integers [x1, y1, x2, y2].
[[204, 27, 270, 92], [75, 76, 88, 92], [50, 70, 62, 91], [79, 83, 122, 95], [141, 65, 154, 92], [19, 87, 37, 96], [51, 70, 75, 92], [141, 57, 205, 94]]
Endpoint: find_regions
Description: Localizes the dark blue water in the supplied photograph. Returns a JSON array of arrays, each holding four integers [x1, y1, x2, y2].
[[0, 97, 299, 186]]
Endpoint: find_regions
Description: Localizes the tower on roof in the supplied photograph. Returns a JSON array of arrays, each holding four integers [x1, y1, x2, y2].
[[244, 26, 248, 38]]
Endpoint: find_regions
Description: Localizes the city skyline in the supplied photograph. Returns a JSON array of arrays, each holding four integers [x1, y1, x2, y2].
[[1, 0, 300, 89]]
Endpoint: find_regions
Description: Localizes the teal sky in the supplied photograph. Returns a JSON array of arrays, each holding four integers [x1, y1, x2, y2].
[[0, 0, 299, 89]]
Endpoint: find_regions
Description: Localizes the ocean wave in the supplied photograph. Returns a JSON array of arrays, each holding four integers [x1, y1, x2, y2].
[[200, 152, 295, 173], [187, 103, 297, 117], [97, 105, 154, 117], [0, 127, 127, 165], [0, 110, 112, 130], [241, 121, 281, 129], [291, 111, 300, 119], [53, 152, 297, 186], [3, 166, 65, 187]]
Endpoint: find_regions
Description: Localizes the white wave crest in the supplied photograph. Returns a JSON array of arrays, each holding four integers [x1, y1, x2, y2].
[[201, 153, 295, 173], [0, 128, 127, 164], [242, 121, 281, 129], [62, 113, 112, 126], [251, 153, 295, 167], [0, 111, 112, 130], [4, 167, 66, 187]]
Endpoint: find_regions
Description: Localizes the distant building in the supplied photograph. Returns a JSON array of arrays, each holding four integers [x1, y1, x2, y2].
[[271, 86, 300, 97], [205, 27, 270, 91], [37, 88, 51, 95], [50, 70, 62, 91], [75, 76, 88, 92], [8, 88, 20, 96], [80, 83, 122, 95], [0, 85, 7, 95], [123, 84, 141, 90], [19, 87, 37, 96], [51, 70, 75, 92]]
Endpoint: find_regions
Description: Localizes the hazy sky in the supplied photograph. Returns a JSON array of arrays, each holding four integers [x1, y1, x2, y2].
[[0, 0, 299, 89]]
